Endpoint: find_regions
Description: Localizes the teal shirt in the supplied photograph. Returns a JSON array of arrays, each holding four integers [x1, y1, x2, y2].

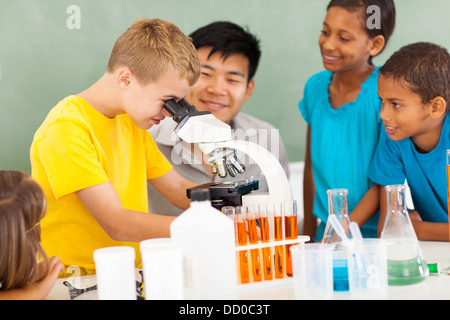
[[299, 67, 382, 240], [369, 114, 450, 224]]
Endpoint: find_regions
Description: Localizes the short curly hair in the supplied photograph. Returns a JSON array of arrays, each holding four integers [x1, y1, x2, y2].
[[380, 42, 450, 109]]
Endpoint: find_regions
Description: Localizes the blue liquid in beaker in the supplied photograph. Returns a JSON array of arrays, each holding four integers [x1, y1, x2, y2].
[[333, 259, 349, 291]]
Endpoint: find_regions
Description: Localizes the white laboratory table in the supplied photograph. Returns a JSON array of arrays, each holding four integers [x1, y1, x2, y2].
[[46, 241, 450, 300]]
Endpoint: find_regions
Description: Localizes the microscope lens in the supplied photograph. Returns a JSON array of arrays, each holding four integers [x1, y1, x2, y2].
[[227, 156, 245, 173], [216, 161, 227, 178], [226, 164, 238, 177]]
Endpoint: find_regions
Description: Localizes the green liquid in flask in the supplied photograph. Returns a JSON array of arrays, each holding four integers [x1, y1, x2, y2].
[[387, 257, 427, 286], [381, 185, 429, 286]]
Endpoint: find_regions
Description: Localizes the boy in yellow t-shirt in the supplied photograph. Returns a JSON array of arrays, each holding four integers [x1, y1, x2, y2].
[[30, 19, 200, 276]]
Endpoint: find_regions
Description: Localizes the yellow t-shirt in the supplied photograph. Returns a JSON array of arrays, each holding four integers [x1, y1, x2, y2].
[[30, 95, 173, 276]]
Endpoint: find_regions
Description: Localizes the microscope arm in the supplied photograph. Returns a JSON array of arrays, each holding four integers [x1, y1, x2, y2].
[[200, 140, 293, 204], [163, 99, 292, 203]]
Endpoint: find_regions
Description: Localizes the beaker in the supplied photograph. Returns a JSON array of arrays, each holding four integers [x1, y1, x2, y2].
[[344, 239, 388, 297], [291, 243, 335, 300], [380, 185, 429, 285], [322, 189, 351, 291]]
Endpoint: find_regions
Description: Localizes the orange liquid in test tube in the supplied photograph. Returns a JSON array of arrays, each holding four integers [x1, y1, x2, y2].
[[274, 215, 284, 278], [247, 218, 262, 282], [284, 215, 298, 277], [236, 221, 250, 284], [259, 216, 273, 280]]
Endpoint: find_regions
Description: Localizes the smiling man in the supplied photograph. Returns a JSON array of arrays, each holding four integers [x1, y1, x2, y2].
[[148, 21, 290, 216]]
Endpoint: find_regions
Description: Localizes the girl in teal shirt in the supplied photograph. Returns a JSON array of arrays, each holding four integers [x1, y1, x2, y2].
[[299, 0, 396, 241]]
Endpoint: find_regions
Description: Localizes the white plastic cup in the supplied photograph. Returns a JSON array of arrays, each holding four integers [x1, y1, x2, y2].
[[140, 238, 184, 300], [291, 243, 334, 300], [93, 246, 136, 300], [345, 239, 388, 297]]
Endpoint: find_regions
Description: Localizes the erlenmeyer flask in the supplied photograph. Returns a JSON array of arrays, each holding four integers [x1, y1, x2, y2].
[[380, 185, 429, 285], [322, 189, 351, 245], [322, 189, 351, 291]]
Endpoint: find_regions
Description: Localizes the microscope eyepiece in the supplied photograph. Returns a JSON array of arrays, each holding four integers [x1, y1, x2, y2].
[[164, 99, 189, 123], [164, 99, 181, 116], [163, 99, 202, 124]]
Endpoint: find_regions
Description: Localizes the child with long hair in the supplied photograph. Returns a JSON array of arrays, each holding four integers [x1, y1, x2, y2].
[[300, 0, 396, 241], [0, 170, 63, 300]]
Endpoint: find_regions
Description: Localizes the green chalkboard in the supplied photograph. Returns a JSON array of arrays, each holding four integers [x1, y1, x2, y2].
[[1, 0, 450, 172]]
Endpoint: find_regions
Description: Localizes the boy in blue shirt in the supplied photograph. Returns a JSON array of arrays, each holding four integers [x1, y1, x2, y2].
[[368, 42, 450, 241]]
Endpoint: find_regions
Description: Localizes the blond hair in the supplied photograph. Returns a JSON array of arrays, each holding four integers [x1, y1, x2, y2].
[[107, 18, 200, 86], [0, 171, 48, 291]]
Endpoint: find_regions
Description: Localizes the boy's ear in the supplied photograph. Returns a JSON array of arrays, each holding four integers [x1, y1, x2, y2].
[[369, 35, 385, 57], [429, 96, 447, 119], [117, 67, 133, 89]]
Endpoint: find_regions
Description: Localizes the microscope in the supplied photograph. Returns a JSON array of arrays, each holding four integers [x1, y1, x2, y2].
[[163, 99, 293, 210]]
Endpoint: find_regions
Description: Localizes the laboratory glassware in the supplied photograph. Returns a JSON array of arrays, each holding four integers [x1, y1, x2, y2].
[[236, 205, 250, 284], [258, 203, 273, 280], [380, 185, 429, 285], [246, 205, 262, 282], [284, 200, 298, 277], [323, 189, 351, 291], [272, 202, 284, 278], [291, 243, 335, 300], [222, 206, 238, 245], [322, 189, 351, 245]]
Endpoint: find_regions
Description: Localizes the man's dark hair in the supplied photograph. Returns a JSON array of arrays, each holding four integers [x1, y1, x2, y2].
[[380, 42, 450, 107], [189, 21, 261, 82]]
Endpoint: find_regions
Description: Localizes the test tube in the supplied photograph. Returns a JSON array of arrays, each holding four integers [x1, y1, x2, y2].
[[246, 205, 262, 282], [222, 206, 238, 245], [447, 150, 450, 241], [258, 204, 273, 280], [284, 200, 298, 277], [272, 202, 284, 279], [236, 206, 250, 284]]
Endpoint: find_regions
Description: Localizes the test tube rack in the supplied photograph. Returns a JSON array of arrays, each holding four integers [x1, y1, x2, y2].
[[235, 236, 310, 290]]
